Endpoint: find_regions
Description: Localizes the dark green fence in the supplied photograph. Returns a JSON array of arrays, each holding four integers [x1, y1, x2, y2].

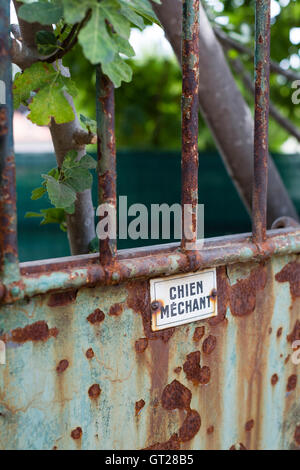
[[16, 151, 300, 262]]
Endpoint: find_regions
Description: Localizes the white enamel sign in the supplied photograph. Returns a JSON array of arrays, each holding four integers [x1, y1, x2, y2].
[[150, 268, 217, 331]]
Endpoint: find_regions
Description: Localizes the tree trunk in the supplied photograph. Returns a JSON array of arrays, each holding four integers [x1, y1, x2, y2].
[[13, 1, 96, 255], [152, 0, 299, 226]]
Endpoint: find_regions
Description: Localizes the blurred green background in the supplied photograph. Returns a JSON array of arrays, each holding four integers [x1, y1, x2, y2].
[[15, 0, 300, 261], [16, 150, 300, 262]]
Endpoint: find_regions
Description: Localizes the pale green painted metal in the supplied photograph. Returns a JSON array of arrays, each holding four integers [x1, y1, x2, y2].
[[0, 254, 299, 450]]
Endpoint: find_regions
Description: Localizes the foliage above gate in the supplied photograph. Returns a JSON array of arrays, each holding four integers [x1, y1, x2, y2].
[[14, 0, 161, 125]]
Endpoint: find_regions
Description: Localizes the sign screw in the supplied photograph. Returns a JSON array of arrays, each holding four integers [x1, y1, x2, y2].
[[211, 289, 217, 298], [151, 301, 160, 311]]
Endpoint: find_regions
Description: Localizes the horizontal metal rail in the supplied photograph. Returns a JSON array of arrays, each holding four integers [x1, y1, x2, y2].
[[0, 227, 297, 304]]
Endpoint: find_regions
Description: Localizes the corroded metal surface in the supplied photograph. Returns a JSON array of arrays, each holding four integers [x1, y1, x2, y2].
[[181, 0, 199, 249], [252, 0, 271, 243], [0, 1, 20, 286], [96, 68, 117, 265], [0, 254, 299, 450], [0, 228, 299, 305]]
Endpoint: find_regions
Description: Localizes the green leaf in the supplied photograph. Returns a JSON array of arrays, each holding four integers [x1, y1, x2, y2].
[[88, 236, 99, 253], [25, 211, 44, 218], [25, 207, 67, 229], [121, 0, 161, 26], [100, 0, 131, 39], [13, 62, 77, 125], [28, 85, 75, 125], [119, 1, 145, 30], [31, 186, 47, 200], [78, 3, 116, 64], [43, 174, 77, 209], [80, 114, 97, 134], [36, 30, 58, 56], [64, 167, 93, 192], [80, 154, 97, 169], [62, 150, 78, 170], [64, 204, 75, 215], [111, 34, 135, 57], [62, 0, 93, 24], [102, 54, 132, 88], [18, 1, 63, 25]]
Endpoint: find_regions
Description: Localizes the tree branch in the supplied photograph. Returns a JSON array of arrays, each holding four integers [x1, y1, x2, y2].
[[228, 54, 300, 143], [214, 26, 300, 82]]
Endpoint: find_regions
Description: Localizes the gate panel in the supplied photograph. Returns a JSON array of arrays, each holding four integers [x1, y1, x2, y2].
[[0, 254, 299, 450]]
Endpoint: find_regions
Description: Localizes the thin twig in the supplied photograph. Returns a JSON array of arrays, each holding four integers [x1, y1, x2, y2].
[[228, 53, 300, 142], [214, 26, 300, 82]]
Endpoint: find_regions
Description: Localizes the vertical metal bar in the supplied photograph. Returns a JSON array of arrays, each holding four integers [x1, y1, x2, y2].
[[96, 67, 117, 265], [0, 1, 20, 285], [253, 0, 271, 243], [181, 0, 200, 251]]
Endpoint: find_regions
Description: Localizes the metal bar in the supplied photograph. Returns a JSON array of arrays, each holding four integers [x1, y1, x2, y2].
[[0, 1, 20, 288], [96, 67, 117, 265], [252, 0, 271, 243], [0, 227, 299, 304], [181, 0, 200, 250]]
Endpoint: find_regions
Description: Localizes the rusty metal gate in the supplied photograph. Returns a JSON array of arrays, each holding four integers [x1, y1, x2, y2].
[[0, 0, 299, 450]]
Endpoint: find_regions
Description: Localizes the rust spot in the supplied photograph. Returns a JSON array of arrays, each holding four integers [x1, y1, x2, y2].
[[144, 433, 180, 450], [48, 289, 78, 307], [109, 303, 123, 316], [178, 409, 201, 442], [85, 348, 94, 359], [277, 327, 283, 338], [174, 367, 182, 374], [0, 321, 58, 344], [135, 337, 148, 353], [229, 265, 267, 317], [183, 351, 211, 385], [284, 355, 290, 365], [71, 427, 82, 440], [229, 443, 247, 450], [87, 308, 105, 324], [88, 384, 101, 400], [268, 327, 272, 335], [209, 265, 267, 323], [207, 425, 214, 435], [202, 335, 217, 354], [275, 261, 300, 299], [127, 281, 175, 343], [294, 425, 300, 446], [287, 320, 300, 344], [208, 266, 228, 326], [245, 419, 254, 432], [193, 326, 205, 342], [135, 399, 145, 415], [271, 374, 279, 386], [161, 379, 191, 411], [56, 359, 69, 374], [287, 374, 297, 392]]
